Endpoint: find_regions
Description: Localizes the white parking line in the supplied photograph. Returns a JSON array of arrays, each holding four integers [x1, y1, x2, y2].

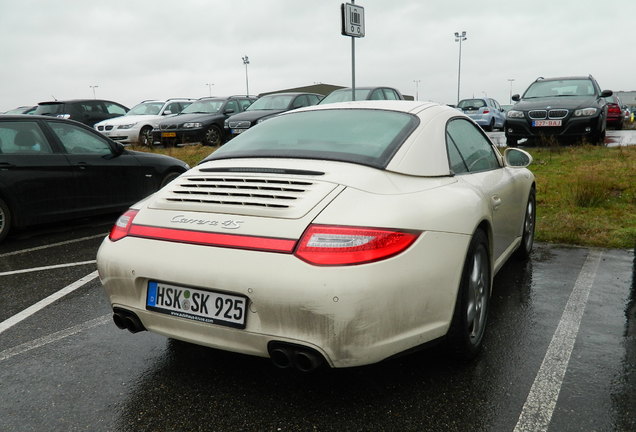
[[0, 260, 96, 277], [0, 233, 106, 258], [513, 250, 603, 432], [0, 314, 110, 362], [0, 271, 99, 335]]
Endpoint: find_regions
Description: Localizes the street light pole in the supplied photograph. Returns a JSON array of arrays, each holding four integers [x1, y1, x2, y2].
[[205, 83, 214, 97], [89, 85, 99, 99], [507, 78, 515, 104], [413, 79, 421, 101], [454, 31, 467, 106], [242, 56, 250, 96]]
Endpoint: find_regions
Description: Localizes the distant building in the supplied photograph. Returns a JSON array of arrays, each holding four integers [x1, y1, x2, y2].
[[616, 91, 636, 107]]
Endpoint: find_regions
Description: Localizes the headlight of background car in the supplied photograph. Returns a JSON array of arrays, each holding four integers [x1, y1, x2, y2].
[[183, 122, 203, 128], [507, 110, 524, 119], [117, 123, 138, 129], [573, 108, 597, 117]]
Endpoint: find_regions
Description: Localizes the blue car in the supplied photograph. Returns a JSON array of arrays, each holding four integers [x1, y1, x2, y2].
[[457, 98, 506, 131]]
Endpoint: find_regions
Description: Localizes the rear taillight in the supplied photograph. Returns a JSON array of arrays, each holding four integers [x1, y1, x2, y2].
[[109, 209, 139, 241], [294, 224, 420, 266], [483, 109, 490, 114]]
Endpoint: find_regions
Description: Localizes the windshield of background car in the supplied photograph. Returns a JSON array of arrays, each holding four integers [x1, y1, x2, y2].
[[523, 79, 596, 98], [205, 109, 419, 169], [128, 102, 163, 116], [458, 99, 486, 109], [320, 89, 373, 104], [33, 104, 64, 115], [246, 95, 295, 111], [181, 100, 223, 114]]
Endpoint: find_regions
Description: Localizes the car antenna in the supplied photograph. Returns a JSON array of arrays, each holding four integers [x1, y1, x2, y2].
[[51, 95, 58, 101]]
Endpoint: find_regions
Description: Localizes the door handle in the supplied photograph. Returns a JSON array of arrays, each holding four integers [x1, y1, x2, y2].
[[491, 195, 502, 210]]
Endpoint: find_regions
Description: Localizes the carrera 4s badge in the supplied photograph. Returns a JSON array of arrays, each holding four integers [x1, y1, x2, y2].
[[170, 215, 244, 229]]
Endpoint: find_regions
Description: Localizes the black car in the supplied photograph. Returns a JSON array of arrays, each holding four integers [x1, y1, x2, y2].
[[153, 96, 256, 147], [33, 99, 129, 127], [0, 115, 189, 242], [224, 92, 323, 138], [505, 75, 612, 146]]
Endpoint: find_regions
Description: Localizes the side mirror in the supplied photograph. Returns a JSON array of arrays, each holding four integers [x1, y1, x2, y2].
[[111, 142, 125, 156], [511, 94, 521, 102], [600, 89, 613, 98], [224, 108, 235, 114], [504, 147, 532, 168], [163, 110, 172, 115]]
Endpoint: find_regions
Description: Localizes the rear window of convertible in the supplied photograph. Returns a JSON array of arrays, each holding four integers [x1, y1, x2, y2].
[[206, 109, 419, 169]]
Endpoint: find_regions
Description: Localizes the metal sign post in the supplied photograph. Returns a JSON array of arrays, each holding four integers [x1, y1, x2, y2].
[[341, 2, 365, 101]]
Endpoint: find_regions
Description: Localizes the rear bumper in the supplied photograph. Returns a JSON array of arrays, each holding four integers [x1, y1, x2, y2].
[[97, 230, 470, 368]]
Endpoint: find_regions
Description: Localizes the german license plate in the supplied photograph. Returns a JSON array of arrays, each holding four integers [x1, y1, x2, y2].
[[146, 281, 247, 329], [532, 120, 561, 127], [231, 129, 246, 134], [161, 132, 177, 138]]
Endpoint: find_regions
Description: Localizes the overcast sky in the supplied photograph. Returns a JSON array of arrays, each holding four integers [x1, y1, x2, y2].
[[2, 0, 635, 112]]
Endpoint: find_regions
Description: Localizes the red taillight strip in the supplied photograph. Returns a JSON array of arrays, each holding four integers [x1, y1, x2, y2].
[[127, 224, 296, 253]]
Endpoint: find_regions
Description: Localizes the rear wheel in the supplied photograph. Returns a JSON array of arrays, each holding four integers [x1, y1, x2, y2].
[[487, 118, 495, 132], [514, 188, 536, 260], [447, 229, 491, 359], [0, 198, 12, 243]]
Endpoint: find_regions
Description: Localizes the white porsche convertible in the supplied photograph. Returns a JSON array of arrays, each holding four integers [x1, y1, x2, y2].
[[97, 101, 535, 371]]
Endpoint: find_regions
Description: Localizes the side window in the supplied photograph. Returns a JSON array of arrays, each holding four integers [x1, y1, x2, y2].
[[383, 89, 399, 100], [0, 121, 52, 154], [104, 102, 127, 115], [81, 102, 105, 114], [225, 100, 239, 114], [446, 119, 500, 173], [370, 89, 384, 100], [238, 99, 253, 111], [292, 95, 309, 109], [308, 94, 322, 105], [49, 122, 113, 155], [165, 103, 181, 114], [446, 132, 468, 174]]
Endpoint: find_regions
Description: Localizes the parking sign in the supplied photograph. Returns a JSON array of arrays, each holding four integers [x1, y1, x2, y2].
[[341, 3, 365, 37]]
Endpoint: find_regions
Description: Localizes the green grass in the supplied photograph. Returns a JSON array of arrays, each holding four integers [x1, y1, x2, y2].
[[527, 145, 636, 248], [132, 143, 636, 249]]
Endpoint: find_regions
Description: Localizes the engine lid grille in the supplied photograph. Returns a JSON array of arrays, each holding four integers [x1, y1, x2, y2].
[[150, 174, 338, 219]]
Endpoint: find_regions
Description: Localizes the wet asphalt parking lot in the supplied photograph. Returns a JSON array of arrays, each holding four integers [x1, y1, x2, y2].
[[1, 132, 635, 432]]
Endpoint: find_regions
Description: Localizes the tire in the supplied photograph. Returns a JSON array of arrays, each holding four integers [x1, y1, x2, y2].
[[487, 118, 495, 132], [447, 229, 491, 359], [160, 171, 181, 188], [139, 126, 153, 147], [0, 197, 12, 243], [203, 125, 222, 146], [514, 188, 536, 261]]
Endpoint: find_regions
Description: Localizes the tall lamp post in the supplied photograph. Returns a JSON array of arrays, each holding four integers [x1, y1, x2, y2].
[[242, 56, 250, 96], [89, 85, 99, 99], [454, 31, 467, 106], [507, 78, 515, 103], [413, 79, 421, 101], [205, 83, 214, 97]]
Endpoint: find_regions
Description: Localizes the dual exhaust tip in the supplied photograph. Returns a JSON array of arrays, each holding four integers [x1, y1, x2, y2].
[[112, 308, 146, 333], [268, 342, 325, 372], [112, 309, 325, 372]]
